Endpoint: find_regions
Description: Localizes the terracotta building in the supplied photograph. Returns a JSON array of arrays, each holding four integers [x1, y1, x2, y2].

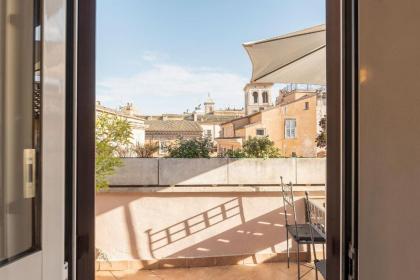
[[216, 89, 326, 157]]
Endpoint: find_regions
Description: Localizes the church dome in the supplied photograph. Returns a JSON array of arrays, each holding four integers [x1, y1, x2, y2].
[[204, 94, 215, 104]]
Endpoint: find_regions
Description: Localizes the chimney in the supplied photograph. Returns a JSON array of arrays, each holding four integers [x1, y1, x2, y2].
[[193, 112, 198, 122], [121, 102, 136, 116]]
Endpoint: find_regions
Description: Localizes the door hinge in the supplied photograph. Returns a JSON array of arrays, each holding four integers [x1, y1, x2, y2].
[[348, 242, 357, 280], [63, 262, 69, 280]]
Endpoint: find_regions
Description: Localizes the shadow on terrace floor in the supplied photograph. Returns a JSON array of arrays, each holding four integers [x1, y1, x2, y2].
[[145, 197, 246, 258], [96, 262, 320, 280], [144, 198, 306, 263]]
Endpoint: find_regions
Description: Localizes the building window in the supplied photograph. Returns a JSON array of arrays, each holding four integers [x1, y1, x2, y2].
[[206, 129, 212, 138], [304, 102, 309, 110], [262, 91, 269, 103], [253, 91, 258, 103], [256, 128, 265, 136], [159, 141, 168, 154], [285, 119, 296, 139]]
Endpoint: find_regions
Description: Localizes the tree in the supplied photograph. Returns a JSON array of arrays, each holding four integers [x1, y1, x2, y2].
[[219, 137, 281, 159], [167, 137, 213, 158], [133, 142, 159, 158], [242, 136, 281, 158], [315, 116, 327, 148], [221, 149, 247, 158], [96, 113, 132, 190]]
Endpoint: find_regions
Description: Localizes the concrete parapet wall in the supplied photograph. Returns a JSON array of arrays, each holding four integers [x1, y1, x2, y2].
[[159, 158, 228, 185], [109, 158, 326, 186], [108, 158, 159, 186], [227, 158, 296, 185]]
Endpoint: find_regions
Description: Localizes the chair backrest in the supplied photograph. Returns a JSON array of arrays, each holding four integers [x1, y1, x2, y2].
[[305, 191, 326, 260], [280, 176, 299, 230]]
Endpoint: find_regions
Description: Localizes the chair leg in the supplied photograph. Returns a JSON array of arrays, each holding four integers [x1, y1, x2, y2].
[[297, 243, 300, 279], [286, 231, 290, 268], [312, 244, 324, 280]]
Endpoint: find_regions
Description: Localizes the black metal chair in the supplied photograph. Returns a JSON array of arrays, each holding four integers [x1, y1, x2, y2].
[[305, 192, 327, 280], [281, 177, 326, 279]]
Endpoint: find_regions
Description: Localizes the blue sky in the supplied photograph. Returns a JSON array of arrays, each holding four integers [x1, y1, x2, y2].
[[97, 0, 325, 114]]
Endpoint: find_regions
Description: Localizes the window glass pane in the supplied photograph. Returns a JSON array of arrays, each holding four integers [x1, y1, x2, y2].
[[0, 0, 41, 264], [256, 129, 264, 136], [285, 120, 296, 139]]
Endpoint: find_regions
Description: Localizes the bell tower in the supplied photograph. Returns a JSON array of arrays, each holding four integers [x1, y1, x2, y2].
[[204, 93, 215, 114], [244, 83, 273, 115]]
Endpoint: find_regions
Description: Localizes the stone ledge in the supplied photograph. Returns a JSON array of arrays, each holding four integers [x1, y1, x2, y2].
[[96, 252, 311, 271], [100, 185, 326, 194]]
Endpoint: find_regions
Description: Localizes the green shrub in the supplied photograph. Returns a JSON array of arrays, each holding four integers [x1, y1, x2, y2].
[[220, 137, 281, 159], [167, 138, 213, 158], [221, 149, 247, 158], [242, 136, 281, 158], [315, 116, 327, 148]]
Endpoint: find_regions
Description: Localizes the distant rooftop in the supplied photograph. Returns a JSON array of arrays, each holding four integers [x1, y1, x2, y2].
[[96, 103, 145, 122], [145, 120, 202, 132]]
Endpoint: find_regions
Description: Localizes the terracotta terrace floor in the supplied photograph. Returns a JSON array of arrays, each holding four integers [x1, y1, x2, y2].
[[96, 262, 322, 280]]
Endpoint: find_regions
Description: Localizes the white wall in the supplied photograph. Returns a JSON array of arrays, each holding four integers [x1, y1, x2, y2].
[[200, 123, 221, 141], [131, 125, 146, 145]]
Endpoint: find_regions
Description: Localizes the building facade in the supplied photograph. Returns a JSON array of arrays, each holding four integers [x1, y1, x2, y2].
[[144, 120, 203, 156], [217, 89, 326, 157]]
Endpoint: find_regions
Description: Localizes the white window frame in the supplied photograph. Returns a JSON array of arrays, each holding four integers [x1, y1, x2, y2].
[[256, 128, 266, 136], [285, 119, 297, 139]]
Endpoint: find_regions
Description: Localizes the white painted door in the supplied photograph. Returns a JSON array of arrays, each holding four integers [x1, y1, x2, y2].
[[0, 0, 66, 279]]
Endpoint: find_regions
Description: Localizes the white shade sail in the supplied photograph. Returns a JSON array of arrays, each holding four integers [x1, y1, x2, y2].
[[243, 24, 326, 85]]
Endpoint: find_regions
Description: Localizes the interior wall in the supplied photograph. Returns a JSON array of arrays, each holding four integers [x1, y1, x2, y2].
[[358, 1, 420, 279]]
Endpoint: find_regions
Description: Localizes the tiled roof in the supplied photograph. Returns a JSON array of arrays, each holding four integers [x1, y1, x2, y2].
[[220, 112, 260, 126], [96, 105, 145, 121], [145, 120, 202, 132], [183, 114, 242, 124]]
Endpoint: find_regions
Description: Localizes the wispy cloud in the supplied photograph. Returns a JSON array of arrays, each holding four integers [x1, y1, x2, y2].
[[97, 63, 248, 114], [141, 51, 164, 62]]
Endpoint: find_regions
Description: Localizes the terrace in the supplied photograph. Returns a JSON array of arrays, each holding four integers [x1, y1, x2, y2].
[[95, 157, 326, 279], [97, 262, 318, 280]]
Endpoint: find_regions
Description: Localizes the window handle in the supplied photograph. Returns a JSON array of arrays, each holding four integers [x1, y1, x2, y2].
[[23, 149, 36, 198]]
